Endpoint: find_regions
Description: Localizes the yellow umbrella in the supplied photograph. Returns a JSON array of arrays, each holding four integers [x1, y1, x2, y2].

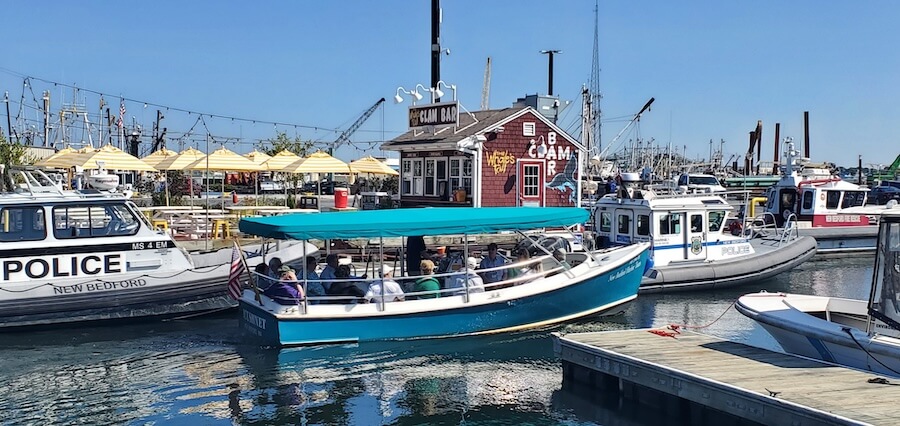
[[141, 147, 179, 168], [261, 149, 302, 171], [153, 147, 207, 171], [349, 156, 399, 176], [69, 144, 157, 172], [35, 146, 85, 168], [282, 151, 352, 174], [244, 149, 271, 165], [187, 147, 263, 172], [152, 147, 207, 207], [259, 150, 305, 206]]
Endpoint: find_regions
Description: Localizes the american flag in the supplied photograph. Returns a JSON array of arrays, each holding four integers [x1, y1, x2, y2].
[[227, 243, 246, 300], [117, 99, 125, 130]]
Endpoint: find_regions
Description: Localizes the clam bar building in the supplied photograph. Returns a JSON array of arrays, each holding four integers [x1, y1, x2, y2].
[[381, 106, 584, 208]]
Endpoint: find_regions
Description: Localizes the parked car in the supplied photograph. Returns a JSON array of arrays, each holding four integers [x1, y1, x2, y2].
[[869, 186, 900, 205]]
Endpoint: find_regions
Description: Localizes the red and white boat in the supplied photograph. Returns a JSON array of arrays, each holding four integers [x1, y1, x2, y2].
[[762, 139, 895, 254]]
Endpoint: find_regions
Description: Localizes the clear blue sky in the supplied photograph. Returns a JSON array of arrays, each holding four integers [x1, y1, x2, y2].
[[1, 1, 898, 168]]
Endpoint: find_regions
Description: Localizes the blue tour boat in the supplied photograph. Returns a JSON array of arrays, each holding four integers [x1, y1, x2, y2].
[[237, 207, 649, 346]]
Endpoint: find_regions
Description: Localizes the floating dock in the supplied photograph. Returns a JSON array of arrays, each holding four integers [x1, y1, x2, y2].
[[554, 329, 898, 425]]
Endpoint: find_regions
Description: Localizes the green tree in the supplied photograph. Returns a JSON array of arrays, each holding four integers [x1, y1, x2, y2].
[[262, 132, 315, 157], [0, 134, 29, 192]]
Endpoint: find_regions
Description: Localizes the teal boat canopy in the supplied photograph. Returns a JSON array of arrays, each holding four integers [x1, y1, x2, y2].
[[239, 207, 589, 240]]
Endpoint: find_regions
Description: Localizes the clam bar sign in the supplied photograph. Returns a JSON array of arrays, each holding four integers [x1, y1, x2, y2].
[[2, 253, 125, 281], [408, 101, 459, 131]]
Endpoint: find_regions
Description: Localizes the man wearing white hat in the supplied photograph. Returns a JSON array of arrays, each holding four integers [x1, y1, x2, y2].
[[447, 257, 485, 296], [364, 264, 405, 303]]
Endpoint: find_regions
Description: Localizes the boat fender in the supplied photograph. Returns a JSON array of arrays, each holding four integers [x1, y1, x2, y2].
[[643, 257, 654, 274], [232, 191, 239, 204]]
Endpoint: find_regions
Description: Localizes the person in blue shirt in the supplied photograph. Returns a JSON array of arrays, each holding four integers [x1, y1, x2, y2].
[[301, 256, 326, 304], [318, 254, 338, 292], [479, 243, 506, 286]]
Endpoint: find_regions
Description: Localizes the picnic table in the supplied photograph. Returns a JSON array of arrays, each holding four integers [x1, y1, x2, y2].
[[226, 205, 289, 218]]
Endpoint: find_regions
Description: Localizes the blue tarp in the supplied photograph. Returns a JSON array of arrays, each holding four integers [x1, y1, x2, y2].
[[239, 207, 588, 240]]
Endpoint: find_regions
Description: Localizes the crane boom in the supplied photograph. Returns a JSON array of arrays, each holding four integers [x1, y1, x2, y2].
[[331, 97, 386, 152], [481, 57, 491, 111]]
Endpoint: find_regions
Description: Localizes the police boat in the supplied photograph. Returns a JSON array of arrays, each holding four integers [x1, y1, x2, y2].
[[594, 172, 817, 293], [0, 167, 313, 328]]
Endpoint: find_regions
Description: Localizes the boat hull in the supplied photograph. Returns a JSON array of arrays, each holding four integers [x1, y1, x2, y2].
[[640, 235, 817, 293], [240, 245, 649, 346], [0, 241, 316, 328], [797, 226, 877, 254], [736, 292, 900, 377]]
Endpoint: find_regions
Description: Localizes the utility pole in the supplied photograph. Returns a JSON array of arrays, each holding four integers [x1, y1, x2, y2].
[[540, 50, 561, 96], [4, 92, 13, 142], [42, 91, 50, 147]]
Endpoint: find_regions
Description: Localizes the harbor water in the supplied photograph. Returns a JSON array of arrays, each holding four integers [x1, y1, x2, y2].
[[0, 256, 873, 425]]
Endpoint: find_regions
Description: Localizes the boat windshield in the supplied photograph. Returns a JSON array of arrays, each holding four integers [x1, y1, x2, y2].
[[871, 221, 900, 334], [689, 176, 720, 186]]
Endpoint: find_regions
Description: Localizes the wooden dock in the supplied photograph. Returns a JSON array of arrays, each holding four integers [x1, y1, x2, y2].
[[555, 329, 899, 426]]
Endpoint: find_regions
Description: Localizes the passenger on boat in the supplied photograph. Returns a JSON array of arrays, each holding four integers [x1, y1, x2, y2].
[[364, 264, 405, 303], [553, 248, 572, 271], [479, 242, 507, 284], [413, 259, 441, 299], [263, 266, 304, 305], [302, 256, 326, 303], [328, 264, 366, 303], [446, 257, 485, 296], [506, 248, 532, 281], [319, 254, 338, 292], [268, 257, 283, 280], [253, 263, 276, 290]]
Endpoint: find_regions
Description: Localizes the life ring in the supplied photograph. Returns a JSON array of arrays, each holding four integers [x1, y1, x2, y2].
[[819, 192, 825, 201]]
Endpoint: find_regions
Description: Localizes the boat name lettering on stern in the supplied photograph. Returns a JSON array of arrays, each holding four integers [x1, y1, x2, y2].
[[243, 310, 267, 330], [53, 279, 147, 295], [3, 253, 125, 281], [609, 258, 641, 281]]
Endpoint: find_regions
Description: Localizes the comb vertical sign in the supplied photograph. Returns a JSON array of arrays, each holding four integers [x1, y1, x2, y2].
[[408, 101, 459, 131]]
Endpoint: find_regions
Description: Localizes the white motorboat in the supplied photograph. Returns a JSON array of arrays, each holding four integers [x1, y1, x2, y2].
[[0, 167, 314, 328], [594, 172, 817, 293], [737, 206, 900, 377], [760, 138, 892, 254]]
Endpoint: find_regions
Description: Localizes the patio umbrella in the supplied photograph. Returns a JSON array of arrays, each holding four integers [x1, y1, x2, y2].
[[69, 144, 157, 172], [34, 146, 86, 169], [349, 156, 399, 175], [154, 147, 207, 206], [282, 151, 353, 199], [261, 150, 304, 206], [349, 156, 399, 195], [244, 150, 272, 204], [244, 149, 271, 165], [141, 147, 179, 206], [187, 147, 263, 204], [141, 147, 179, 168]]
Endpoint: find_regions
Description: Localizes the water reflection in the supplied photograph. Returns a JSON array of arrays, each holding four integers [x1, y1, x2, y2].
[[0, 256, 875, 425]]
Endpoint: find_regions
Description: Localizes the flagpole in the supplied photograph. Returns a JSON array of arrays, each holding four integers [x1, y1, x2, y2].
[[234, 239, 261, 305]]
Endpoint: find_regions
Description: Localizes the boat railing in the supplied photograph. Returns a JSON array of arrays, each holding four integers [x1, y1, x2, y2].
[[743, 211, 800, 246], [247, 253, 572, 310], [779, 213, 801, 245]]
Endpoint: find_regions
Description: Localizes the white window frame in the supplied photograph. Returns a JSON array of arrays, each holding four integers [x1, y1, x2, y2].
[[449, 156, 473, 197], [523, 122, 536, 137], [401, 158, 425, 196], [523, 164, 539, 197]]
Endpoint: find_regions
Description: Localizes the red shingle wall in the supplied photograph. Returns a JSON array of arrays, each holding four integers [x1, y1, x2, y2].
[[480, 112, 579, 207]]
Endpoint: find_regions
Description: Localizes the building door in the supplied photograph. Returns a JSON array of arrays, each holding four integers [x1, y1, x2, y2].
[[685, 212, 707, 261], [518, 160, 544, 207]]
